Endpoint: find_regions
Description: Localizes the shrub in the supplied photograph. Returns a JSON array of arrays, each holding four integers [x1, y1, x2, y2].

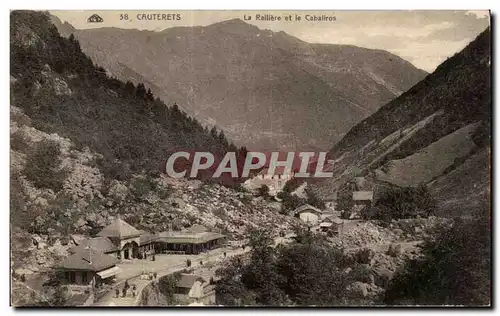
[[385, 215, 490, 305], [337, 190, 354, 217], [10, 131, 29, 152], [386, 244, 402, 257], [23, 139, 68, 192], [256, 184, 270, 198], [130, 177, 157, 201], [372, 185, 436, 220], [353, 248, 375, 264], [350, 264, 373, 284], [239, 194, 252, 205], [306, 190, 325, 209], [278, 191, 304, 214], [213, 208, 226, 219], [158, 274, 180, 305]]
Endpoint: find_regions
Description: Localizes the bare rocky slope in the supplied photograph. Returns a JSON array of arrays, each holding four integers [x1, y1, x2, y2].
[[312, 27, 491, 217], [51, 15, 427, 150]]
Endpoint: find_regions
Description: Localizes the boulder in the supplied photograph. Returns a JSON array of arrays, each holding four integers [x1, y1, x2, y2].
[[387, 243, 402, 257], [347, 281, 369, 298], [169, 197, 186, 209], [85, 212, 97, 223], [373, 267, 394, 289], [15, 268, 34, 276], [36, 253, 47, 265], [393, 228, 404, 236], [74, 217, 87, 228]]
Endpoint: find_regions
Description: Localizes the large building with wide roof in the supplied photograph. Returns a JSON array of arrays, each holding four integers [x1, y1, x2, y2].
[[156, 230, 226, 255], [57, 218, 227, 287], [57, 249, 121, 286], [97, 217, 142, 259]]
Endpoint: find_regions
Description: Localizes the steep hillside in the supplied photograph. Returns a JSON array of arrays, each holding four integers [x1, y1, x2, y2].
[[313, 28, 491, 216], [10, 11, 299, 292], [11, 10, 244, 182], [51, 15, 427, 150]]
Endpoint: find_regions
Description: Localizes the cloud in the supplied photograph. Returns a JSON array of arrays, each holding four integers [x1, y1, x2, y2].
[[391, 38, 472, 72], [293, 11, 489, 71]]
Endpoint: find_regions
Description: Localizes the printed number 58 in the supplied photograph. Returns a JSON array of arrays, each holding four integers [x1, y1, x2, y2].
[[120, 14, 129, 20]]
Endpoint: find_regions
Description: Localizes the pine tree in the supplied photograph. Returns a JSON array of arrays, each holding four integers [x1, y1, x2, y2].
[[125, 81, 135, 95], [146, 88, 154, 102], [136, 83, 146, 99]]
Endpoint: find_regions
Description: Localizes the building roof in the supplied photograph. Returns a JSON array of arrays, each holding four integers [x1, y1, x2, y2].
[[257, 166, 293, 176], [97, 218, 142, 239], [352, 191, 374, 201], [177, 274, 205, 289], [69, 237, 118, 254], [139, 231, 159, 245], [322, 215, 336, 222], [158, 231, 226, 244], [349, 177, 376, 191], [291, 204, 323, 217], [185, 224, 208, 234], [59, 250, 119, 272]]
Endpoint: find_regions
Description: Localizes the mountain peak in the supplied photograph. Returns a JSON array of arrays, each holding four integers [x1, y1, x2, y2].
[[211, 18, 248, 26], [207, 18, 258, 33]]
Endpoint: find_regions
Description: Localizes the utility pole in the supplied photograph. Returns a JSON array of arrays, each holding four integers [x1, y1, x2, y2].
[[84, 244, 93, 264], [142, 251, 145, 275], [84, 244, 95, 291]]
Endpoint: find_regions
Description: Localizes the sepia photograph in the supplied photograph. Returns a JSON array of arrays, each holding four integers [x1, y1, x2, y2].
[[9, 8, 491, 307]]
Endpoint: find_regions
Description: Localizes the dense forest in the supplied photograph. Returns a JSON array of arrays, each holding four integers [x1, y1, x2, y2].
[[10, 10, 247, 185]]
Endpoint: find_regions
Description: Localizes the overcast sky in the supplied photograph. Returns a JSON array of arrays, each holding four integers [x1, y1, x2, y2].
[[51, 10, 490, 72]]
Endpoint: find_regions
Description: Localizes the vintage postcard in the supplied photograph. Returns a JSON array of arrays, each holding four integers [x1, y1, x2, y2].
[[10, 10, 491, 307]]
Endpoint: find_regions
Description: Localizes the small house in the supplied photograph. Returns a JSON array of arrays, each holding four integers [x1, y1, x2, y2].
[[291, 204, 323, 226], [320, 216, 344, 234], [174, 273, 216, 305], [57, 250, 121, 288], [243, 166, 295, 196], [352, 191, 374, 205], [68, 237, 119, 257], [352, 191, 374, 217]]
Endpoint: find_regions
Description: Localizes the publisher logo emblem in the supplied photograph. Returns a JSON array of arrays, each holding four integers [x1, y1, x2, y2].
[[87, 14, 104, 23]]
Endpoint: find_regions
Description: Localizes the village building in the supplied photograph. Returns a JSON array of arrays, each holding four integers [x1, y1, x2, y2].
[[138, 231, 159, 257], [319, 215, 344, 234], [57, 249, 121, 288], [291, 204, 323, 226], [174, 273, 216, 305], [68, 236, 119, 257], [243, 166, 294, 196], [352, 191, 374, 216], [156, 229, 226, 255], [348, 176, 372, 191], [97, 218, 142, 260], [56, 219, 228, 294]]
